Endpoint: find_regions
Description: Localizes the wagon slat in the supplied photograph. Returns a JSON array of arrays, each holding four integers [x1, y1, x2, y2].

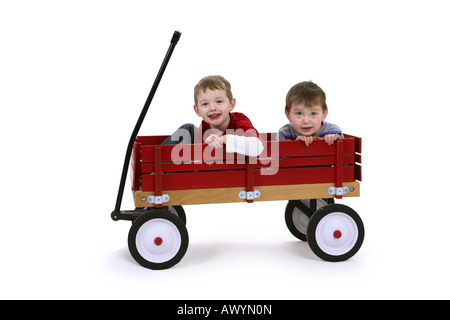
[[134, 181, 360, 207]]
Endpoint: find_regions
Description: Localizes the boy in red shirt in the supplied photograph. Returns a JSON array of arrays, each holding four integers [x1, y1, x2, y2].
[[163, 75, 264, 157]]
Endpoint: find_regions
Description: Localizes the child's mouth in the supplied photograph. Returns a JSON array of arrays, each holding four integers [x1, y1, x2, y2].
[[208, 113, 221, 120]]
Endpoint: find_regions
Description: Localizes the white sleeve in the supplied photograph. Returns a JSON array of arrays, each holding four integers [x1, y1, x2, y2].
[[225, 135, 264, 157]]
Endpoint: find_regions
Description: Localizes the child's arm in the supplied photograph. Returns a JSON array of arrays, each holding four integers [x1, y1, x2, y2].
[[204, 133, 264, 157], [225, 134, 264, 157]]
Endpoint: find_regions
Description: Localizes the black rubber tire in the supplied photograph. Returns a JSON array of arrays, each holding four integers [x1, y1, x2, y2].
[[285, 200, 313, 241], [133, 205, 186, 225], [164, 205, 186, 225], [307, 204, 364, 262], [128, 210, 189, 270], [285, 199, 334, 241]]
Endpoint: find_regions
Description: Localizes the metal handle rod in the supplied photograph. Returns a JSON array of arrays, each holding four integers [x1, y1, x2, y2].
[[112, 31, 181, 220]]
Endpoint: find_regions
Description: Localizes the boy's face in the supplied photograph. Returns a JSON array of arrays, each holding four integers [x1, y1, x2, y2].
[[194, 89, 236, 131], [285, 103, 328, 136]]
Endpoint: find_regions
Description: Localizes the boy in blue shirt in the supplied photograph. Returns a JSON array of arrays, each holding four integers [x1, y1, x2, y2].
[[279, 81, 343, 239], [277, 81, 343, 146]]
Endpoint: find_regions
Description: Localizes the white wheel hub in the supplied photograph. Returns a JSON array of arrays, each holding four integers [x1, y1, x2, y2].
[[315, 212, 358, 256], [135, 218, 182, 263], [292, 199, 329, 233], [292, 207, 309, 234]]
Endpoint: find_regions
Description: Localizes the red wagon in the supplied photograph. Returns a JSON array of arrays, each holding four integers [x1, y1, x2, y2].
[[111, 31, 364, 269]]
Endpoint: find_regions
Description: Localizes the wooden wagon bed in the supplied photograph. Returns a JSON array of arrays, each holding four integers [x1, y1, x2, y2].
[[131, 133, 362, 207]]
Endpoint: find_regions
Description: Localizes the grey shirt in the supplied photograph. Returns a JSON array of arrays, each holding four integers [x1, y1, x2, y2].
[[277, 121, 343, 140]]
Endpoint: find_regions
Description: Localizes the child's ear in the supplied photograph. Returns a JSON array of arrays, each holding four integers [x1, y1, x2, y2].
[[285, 109, 291, 121], [229, 98, 236, 111], [322, 108, 329, 121], [193, 104, 201, 117]]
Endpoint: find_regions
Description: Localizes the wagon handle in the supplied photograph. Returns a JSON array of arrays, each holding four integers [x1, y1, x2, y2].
[[111, 30, 181, 221]]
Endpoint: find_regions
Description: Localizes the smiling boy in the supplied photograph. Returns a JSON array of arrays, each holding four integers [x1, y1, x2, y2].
[[193, 76, 263, 155], [163, 75, 264, 157], [278, 81, 343, 146]]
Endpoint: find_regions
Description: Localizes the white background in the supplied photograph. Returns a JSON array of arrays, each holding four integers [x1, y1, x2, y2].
[[1, 0, 449, 299]]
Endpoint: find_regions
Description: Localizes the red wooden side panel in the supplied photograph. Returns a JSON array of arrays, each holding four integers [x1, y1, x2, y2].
[[142, 169, 246, 191], [141, 165, 355, 191], [134, 133, 362, 192], [140, 155, 355, 174], [136, 135, 170, 145], [131, 140, 141, 191], [355, 164, 362, 182], [140, 136, 355, 164], [276, 139, 355, 158], [355, 136, 362, 154], [141, 143, 242, 164], [353, 136, 362, 181]]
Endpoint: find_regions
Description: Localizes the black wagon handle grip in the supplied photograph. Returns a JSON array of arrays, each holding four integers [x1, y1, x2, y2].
[[111, 30, 181, 220], [171, 30, 182, 44]]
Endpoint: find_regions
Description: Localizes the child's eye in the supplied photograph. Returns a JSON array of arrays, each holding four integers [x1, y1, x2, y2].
[[311, 112, 318, 117], [201, 102, 209, 107], [295, 112, 302, 116], [216, 100, 223, 104]]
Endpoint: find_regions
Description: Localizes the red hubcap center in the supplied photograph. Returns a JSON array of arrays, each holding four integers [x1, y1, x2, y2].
[[154, 237, 163, 246], [333, 230, 342, 239]]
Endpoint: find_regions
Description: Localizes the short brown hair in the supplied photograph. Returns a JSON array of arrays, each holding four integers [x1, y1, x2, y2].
[[285, 81, 327, 113], [194, 75, 233, 106]]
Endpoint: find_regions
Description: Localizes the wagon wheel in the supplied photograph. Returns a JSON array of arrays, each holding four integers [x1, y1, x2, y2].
[[128, 209, 189, 270], [285, 199, 334, 241], [164, 205, 186, 224], [134, 205, 186, 224], [307, 204, 364, 262]]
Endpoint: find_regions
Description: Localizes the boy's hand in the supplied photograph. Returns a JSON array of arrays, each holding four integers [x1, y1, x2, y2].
[[205, 133, 227, 148], [296, 135, 315, 146], [323, 134, 339, 145], [296, 134, 339, 146]]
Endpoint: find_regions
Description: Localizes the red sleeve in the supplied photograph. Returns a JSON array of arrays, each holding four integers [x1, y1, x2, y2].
[[227, 112, 260, 138], [196, 112, 261, 143]]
